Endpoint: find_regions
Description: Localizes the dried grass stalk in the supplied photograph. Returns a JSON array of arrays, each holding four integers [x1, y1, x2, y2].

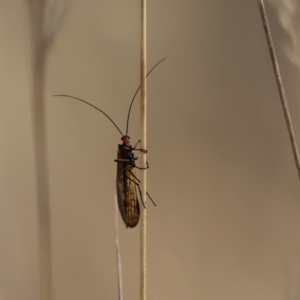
[[140, 0, 147, 299], [114, 195, 123, 300], [27, 1, 52, 299], [257, 0, 300, 182], [27, 1, 69, 299]]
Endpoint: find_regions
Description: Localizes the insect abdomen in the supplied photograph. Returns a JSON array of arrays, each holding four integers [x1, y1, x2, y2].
[[116, 148, 140, 228]]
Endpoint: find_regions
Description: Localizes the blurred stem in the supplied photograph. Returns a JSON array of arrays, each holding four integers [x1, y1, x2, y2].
[[257, 0, 300, 182], [27, 1, 52, 299], [140, 0, 147, 300], [114, 195, 123, 300]]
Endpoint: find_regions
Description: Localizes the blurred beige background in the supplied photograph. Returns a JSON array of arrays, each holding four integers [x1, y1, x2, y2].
[[1, 1, 300, 299]]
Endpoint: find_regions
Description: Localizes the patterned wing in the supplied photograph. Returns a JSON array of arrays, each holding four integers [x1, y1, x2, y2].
[[116, 148, 140, 228]]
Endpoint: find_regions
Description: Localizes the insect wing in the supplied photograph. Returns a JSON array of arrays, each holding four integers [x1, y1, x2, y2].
[[116, 148, 140, 228]]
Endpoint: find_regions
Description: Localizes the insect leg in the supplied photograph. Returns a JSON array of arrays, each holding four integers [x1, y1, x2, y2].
[[127, 169, 157, 206], [135, 161, 149, 170], [133, 140, 140, 148], [133, 140, 147, 154], [134, 148, 148, 153], [124, 171, 146, 208], [114, 159, 130, 163], [133, 147, 148, 163]]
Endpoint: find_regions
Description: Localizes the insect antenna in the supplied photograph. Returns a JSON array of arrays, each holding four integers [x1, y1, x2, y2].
[[125, 57, 166, 135], [53, 94, 123, 136]]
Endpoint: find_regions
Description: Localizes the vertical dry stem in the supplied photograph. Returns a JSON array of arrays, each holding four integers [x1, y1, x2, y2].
[[114, 195, 123, 300], [27, 1, 52, 299], [140, 0, 147, 299], [257, 0, 300, 182], [27, 1, 68, 298]]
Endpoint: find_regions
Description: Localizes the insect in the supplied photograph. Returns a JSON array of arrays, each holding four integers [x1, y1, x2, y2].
[[54, 57, 166, 228]]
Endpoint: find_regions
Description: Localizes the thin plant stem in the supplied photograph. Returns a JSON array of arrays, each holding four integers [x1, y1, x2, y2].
[[27, 1, 69, 299], [114, 195, 123, 300], [257, 0, 300, 182], [140, 0, 147, 299], [27, 1, 52, 299]]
